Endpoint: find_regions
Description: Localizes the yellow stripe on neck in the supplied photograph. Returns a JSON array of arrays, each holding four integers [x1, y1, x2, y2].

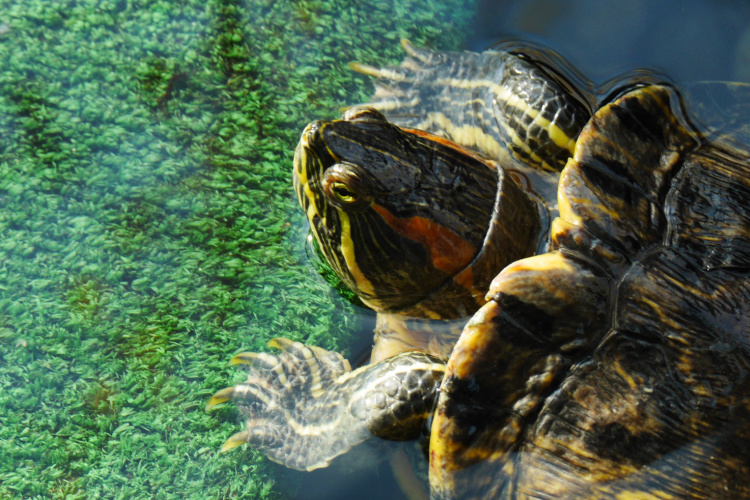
[[337, 210, 377, 298]]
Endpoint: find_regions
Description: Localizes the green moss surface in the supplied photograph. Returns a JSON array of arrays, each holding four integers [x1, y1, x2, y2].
[[0, 0, 476, 498]]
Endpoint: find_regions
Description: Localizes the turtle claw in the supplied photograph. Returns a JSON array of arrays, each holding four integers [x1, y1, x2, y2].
[[205, 386, 236, 410], [346, 54, 423, 129], [267, 337, 293, 349], [229, 351, 266, 365], [348, 61, 414, 83], [220, 430, 250, 453], [348, 61, 385, 78], [400, 38, 434, 62], [207, 338, 370, 469]]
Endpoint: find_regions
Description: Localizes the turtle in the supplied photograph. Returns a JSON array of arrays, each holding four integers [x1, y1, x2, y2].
[[207, 40, 750, 499]]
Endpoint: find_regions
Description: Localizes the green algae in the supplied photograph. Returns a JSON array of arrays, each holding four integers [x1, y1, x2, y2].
[[0, 0, 476, 498]]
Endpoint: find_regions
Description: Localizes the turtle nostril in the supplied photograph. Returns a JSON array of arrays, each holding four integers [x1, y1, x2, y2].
[[300, 121, 325, 146], [305, 120, 322, 137]]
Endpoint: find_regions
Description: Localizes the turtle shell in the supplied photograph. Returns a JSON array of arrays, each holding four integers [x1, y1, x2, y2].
[[430, 84, 750, 499]]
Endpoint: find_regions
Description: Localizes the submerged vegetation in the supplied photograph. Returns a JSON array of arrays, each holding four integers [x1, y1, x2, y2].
[[0, 0, 474, 498]]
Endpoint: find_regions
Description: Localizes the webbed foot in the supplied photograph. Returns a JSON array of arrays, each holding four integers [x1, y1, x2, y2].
[[347, 39, 479, 133], [208, 338, 445, 471]]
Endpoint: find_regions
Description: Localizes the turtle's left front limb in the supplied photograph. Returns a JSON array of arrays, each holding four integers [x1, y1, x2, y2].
[[207, 338, 444, 471]]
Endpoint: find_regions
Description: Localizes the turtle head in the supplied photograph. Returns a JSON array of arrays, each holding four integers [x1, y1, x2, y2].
[[293, 107, 540, 318]]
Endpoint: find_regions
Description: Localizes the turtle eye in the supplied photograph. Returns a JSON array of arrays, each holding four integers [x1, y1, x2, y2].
[[330, 182, 357, 203], [322, 162, 373, 208]]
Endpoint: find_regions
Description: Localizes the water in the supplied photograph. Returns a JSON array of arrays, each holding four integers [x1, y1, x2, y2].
[[471, 0, 750, 84], [1, 0, 748, 499]]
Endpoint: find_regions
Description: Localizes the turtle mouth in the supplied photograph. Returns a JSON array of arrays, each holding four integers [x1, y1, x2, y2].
[[293, 121, 339, 233], [293, 122, 353, 285], [293, 122, 324, 222], [294, 127, 321, 218]]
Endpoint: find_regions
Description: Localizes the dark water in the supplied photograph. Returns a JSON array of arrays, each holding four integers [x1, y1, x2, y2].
[[471, 0, 750, 84], [296, 1, 750, 499]]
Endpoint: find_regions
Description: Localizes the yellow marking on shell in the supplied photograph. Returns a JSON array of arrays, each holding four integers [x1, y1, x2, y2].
[[557, 159, 585, 227], [337, 209, 377, 297], [220, 430, 250, 453], [616, 490, 674, 500], [660, 269, 713, 298], [639, 298, 687, 342], [538, 431, 616, 463], [639, 86, 676, 123], [549, 217, 569, 239], [449, 302, 503, 380], [550, 217, 618, 261], [612, 358, 639, 392], [575, 120, 640, 168], [512, 251, 574, 273], [452, 266, 486, 309], [429, 405, 522, 488], [487, 252, 578, 306]]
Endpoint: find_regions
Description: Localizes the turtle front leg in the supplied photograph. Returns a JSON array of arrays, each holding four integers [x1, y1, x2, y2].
[[207, 338, 445, 471]]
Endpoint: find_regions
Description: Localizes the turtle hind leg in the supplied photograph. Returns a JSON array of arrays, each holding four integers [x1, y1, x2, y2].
[[347, 39, 475, 133], [208, 339, 445, 471]]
